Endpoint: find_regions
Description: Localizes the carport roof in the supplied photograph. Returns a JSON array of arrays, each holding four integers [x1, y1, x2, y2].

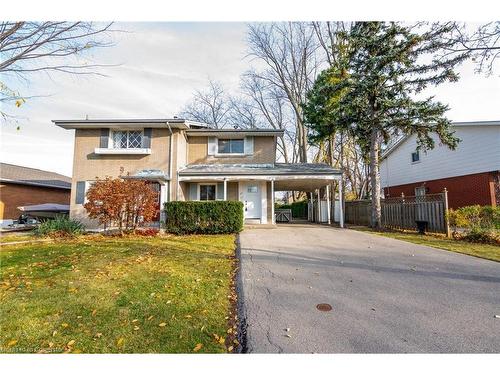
[[178, 163, 341, 176]]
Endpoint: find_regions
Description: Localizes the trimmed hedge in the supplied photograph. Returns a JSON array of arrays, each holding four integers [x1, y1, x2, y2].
[[164, 201, 244, 235]]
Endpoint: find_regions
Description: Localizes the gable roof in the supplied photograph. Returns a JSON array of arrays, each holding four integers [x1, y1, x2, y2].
[[0, 163, 71, 189], [381, 120, 500, 160]]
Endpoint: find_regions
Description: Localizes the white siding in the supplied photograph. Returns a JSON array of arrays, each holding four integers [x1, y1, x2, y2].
[[381, 125, 500, 187]]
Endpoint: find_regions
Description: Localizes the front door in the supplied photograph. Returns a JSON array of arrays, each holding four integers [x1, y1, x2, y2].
[[242, 182, 261, 219]]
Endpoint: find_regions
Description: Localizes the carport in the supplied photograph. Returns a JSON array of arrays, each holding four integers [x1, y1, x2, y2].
[[178, 163, 344, 226]]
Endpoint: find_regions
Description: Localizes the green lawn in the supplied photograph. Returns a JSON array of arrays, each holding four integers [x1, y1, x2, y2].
[[353, 226, 500, 262], [0, 233, 35, 243], [0, 234, 238, 353]]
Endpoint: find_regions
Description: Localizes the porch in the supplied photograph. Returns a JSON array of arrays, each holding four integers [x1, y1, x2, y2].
[[177, 163, 344, 227]]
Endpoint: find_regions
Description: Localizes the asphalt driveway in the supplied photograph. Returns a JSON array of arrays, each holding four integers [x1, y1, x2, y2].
[[238, 224, 500, 353]]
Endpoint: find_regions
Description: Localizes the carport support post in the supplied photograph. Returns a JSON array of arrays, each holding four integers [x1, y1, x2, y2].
[[317, 189, 321, 223], [223, 179, 227, 201], [326, 184, 331, 225], [271, 179, 275, 225], [339, 177, 344, 228]]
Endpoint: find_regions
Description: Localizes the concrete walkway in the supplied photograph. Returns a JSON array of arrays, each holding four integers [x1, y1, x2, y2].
[[239, 224, 500, 353]]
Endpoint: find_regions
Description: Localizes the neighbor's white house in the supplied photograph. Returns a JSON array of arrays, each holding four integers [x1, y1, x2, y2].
[[380, 121, 500, 209]]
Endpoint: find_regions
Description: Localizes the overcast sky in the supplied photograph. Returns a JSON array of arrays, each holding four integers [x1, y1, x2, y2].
[[1, 22, 499, 177]]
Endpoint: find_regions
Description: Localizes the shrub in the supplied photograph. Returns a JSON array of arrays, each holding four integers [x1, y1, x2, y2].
[[275, 200, 308, 218], [84, 177, 159, 231], [33, 215, 84, 237], [164, 201, 244, 235], [447, 205, 500, 244]]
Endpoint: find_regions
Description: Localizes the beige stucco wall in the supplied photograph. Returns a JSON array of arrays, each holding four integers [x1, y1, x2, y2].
[[70, 128, 173, 227], [187, 136, 276, 164]]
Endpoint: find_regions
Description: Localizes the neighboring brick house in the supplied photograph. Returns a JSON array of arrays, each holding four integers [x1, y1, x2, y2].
[[55, 118, 344, 229], [0, 163, 71, 226], [380, 121, 500, 209]]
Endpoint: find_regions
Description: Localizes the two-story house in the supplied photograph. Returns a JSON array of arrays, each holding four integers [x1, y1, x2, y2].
[[54, 118, 344, 228], [380, 121, 500, 209]]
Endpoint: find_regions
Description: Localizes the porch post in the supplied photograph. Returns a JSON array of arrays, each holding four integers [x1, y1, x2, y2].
[[326, 184, 331, 225], [223, 178, 227, 201], [271, 179, 275, 225], [339, 177, 345, 228], [317, 189, 321, 223]]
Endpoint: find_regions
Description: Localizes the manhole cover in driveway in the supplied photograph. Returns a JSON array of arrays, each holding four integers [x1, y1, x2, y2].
[[316, 303, 332, 312]]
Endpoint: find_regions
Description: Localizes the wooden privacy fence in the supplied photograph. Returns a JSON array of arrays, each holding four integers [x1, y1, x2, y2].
[[345, 190, 450, 235]]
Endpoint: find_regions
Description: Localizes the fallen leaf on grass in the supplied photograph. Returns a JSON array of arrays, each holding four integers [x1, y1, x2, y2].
[[7, 340, 18, 347], [67, 340, 75, 347], [132, 319, 138, 323], [91, 309, 97, 316], [116, 337, 125, 348], [61, 323, 69, 328], [159, 322, 167, 327], [193, 343, 203, 352], [147, 315, 154, 321], [228, 346, 234, 352], [52, 330, 57, 337], [133, 326, 140, 331], [95, 333, 103, 338]]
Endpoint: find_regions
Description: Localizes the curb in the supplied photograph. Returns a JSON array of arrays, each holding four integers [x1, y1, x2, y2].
[[235, 233, 249, 353]]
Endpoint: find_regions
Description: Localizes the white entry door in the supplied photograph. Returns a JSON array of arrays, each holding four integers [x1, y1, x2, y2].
[[242, 182, 261, 219]]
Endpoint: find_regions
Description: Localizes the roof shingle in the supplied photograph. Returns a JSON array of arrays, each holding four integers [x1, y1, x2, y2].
[[0, 163, 71, 189]]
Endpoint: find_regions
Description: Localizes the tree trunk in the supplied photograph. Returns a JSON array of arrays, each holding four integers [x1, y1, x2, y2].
[[369, 128, 382, 229]]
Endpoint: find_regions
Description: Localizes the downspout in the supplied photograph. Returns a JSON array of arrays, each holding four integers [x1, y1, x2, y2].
[[167, 122, 173, 202]]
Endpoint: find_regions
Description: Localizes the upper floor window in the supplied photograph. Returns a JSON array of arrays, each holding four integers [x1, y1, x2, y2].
[[218, 139, 244, 154], [113, 130, 143, 149], [411, 150, 420, 163]]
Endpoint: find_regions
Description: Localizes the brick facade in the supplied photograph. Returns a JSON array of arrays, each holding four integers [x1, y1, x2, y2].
[[0, 182, 70, 220], [383, 171, 499, 209]]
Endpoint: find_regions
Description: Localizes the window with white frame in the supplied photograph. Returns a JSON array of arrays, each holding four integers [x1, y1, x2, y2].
[[112, 130, 143, 149], [199, 184, 216, 201], [218, 139, 244, 154]]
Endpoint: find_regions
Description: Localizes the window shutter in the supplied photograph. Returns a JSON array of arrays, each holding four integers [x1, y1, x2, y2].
[[189, 183, 198, 200], [207, 137, 217, 155], [216, 182, 224, 200], [75, 181, 86, 204], [100, 129, 109, 148], [142, 128, 152, 148], [244, 136, 254, 155]]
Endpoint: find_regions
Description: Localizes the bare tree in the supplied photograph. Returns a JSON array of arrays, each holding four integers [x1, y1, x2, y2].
[[180, 79, 231, 128], [226, 95, 261, 129], [246, 22, 320, 163], [240, 72, 295, 162], [445, 22, 500, 75], [0, 21, 114, 121]]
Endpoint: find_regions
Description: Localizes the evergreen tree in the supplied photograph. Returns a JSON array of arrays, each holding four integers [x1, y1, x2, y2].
[[304, 22, 468, 229]]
